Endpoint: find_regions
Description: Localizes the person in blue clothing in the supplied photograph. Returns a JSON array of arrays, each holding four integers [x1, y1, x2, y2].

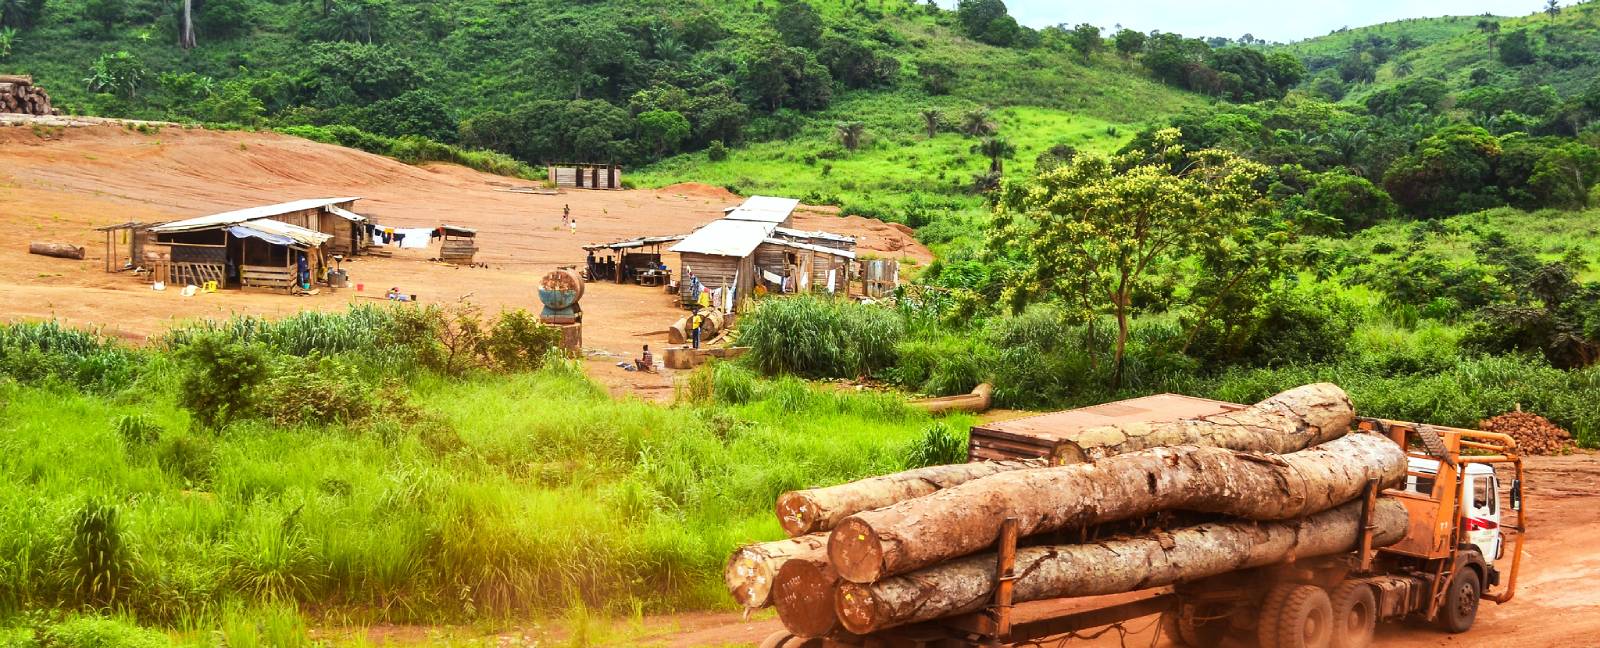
[[296, 253, 311, 290]]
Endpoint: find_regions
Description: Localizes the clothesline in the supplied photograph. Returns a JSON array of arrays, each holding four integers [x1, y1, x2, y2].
[[366, 223, 441, 250]]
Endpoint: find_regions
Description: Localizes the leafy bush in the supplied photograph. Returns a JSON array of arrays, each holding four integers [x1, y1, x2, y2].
[[706, 139, 728, 161], [737, 296, 904, 378], [113, 415, 161, 448], [482, 309, 564, 372], [40, 616, 172, 648], [174, 334, 267, 428], [256, 355, 376, 426]]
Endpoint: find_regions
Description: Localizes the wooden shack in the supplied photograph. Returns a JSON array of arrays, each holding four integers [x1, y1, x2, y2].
[[147, 203, 335, 292], [583, 235, 684, 284], [438, 225, 479, 265], [671, 219, 776, 311], [239, 197, 369, 256], [860, 258, 900, 298], [753, 237, 855, 294], [548, 163, 622, 190]]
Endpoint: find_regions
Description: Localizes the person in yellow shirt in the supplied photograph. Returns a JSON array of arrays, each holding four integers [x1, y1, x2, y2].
[[690, 310, 705, 349]]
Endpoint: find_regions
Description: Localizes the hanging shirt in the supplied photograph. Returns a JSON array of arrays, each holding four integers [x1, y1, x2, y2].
[[397, 228, 433, 249]]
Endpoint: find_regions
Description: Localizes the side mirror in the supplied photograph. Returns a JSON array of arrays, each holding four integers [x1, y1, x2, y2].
[[1510, 479, 1522, 512]]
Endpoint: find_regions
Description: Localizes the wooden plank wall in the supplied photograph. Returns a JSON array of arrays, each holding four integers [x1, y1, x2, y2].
[[679, 253, 741, 307]]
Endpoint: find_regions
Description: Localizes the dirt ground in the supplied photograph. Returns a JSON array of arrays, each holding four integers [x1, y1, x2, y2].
[[0, 120, 930, 397]]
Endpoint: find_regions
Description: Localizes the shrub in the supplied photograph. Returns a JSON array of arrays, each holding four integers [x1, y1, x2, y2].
[[737, 296, 904, 378], [706, 139, 729, 161], [256, 355, 376, 426], [0, 322, 139, 393], [113, 415, 161, 448], [482, 309, 563, 372], [174, 334, 267, 428], [902, 423, 967, 469], [41, 616, 172, 648]]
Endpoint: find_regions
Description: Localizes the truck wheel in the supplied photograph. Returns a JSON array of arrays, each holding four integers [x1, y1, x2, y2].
[[757, 631, 802, 648], [1329, 582, 1376, 648], [1255, 582, 1299, 648], [1265, 585, 1333, 648], [1435, 568, 1480, 634]]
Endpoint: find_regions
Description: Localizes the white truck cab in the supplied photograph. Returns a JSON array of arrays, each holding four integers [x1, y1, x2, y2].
[[1403, 457, 1504, 559]]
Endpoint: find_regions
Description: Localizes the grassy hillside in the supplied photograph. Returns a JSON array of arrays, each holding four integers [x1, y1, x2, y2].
[[1276, 15, 1492, 63]]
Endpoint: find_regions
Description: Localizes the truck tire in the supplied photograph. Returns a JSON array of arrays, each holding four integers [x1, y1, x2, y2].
[[1328, 582, 1376, 648], [1265, 585, 1333, 648], [1435, 568, 1481, 634], [1256, 582, 1300, 648]]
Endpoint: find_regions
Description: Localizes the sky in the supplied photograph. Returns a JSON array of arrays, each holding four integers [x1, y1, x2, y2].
[[966, 1, 1564, 43]]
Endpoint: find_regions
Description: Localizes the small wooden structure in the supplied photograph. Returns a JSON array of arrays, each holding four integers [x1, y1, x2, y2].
[[94, 222, 160, 272], [673, 219, 773, 311], [582, 235, 683, 285], [438, 225, 478, 264], [860, 258, 899, 298], [752, 236, 854, 295], [148, 207, 334, 292], [548, 163, 622, 190]]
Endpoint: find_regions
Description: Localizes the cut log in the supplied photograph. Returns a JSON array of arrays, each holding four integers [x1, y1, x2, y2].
[[725, 533, 828, 609], [29, 242, 86, 260], [829, 432, 1406, 583], [834, 498, 1409, 634], [1056, 383, 1354, 463], [772, 557, 844, 638], [908, 383, 994, 415], [775, 457, 1048, 537], [0, 75, 33, 85]]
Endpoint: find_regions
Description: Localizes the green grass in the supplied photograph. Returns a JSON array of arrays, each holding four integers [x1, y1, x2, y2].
[[1276, 15, 1492, 60], [0, 340, 969, 638]]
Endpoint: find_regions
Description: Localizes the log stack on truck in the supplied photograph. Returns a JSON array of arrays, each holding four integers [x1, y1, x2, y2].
[[728, 384, 1528, 648]]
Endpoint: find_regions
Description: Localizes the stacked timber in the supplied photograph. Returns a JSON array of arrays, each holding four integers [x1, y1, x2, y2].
[[721, 383, 1414, 639], [0, 76, 59, 116]]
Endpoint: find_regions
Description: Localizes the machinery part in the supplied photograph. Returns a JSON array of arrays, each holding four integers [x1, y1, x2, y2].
[[1435, 568, 1481, 634], [1328, 581, 1376, 648], [1255, 582, 1298, 648], [1163, 603, 1232, 647], [1261, 584, 1333, 648]]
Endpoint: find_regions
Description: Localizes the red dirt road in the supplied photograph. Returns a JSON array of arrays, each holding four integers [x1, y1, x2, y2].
[[0, 121, 928, 390]]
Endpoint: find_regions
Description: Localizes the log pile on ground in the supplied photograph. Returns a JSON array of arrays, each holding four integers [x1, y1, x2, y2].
[[1481, 410, 1571, 455], [0, 76, 59, 116], [720, 383, 1414, 639]]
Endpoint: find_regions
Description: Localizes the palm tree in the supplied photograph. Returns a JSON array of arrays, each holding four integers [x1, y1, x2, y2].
[[973, 136, 1016, 175], [920, 108, 941, 138], [835, 121, 866, 150], [1393, 58, 1414, 78], [959, 108, 996, 137]]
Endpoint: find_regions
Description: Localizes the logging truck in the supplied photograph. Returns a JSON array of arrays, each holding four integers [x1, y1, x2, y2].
[[762, 396, 1527, 648]]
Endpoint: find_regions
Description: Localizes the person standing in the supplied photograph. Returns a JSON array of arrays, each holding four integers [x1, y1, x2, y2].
[[569, 217, 577, 236], [563, 204, 571, 227], [690, 310, 704, 349]]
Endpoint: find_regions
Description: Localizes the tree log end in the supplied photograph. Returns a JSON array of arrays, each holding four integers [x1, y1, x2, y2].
[[725, 546, 777, 609], [828, 517, 885, 584], [834, 581, 883, 635], [776, 491, 817, 537], [774, 558, 840, 638]]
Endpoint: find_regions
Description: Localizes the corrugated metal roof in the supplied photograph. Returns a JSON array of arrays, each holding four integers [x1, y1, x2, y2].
[[761, 237, 856, 259], [670, 220, 777, 257], [227, 219, 332, 249], [150, 197, 361, 233], [584, 234, 684, 251], [723, 195, 799, 223], [774, 226, 856, 245]]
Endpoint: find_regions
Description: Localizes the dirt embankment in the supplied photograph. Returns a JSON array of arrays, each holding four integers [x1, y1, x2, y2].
[[0, 122, 931, 379]]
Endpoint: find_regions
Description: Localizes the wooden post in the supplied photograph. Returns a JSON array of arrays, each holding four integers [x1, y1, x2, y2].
[[992, 517, 1019, 644]]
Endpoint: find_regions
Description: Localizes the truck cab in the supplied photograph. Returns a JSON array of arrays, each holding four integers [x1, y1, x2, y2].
[[1402, 458, 1504, 560]]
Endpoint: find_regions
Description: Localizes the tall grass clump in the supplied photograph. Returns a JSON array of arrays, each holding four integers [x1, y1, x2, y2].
[[737, 295, 904, 378], [0, 321, 141, 393]]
